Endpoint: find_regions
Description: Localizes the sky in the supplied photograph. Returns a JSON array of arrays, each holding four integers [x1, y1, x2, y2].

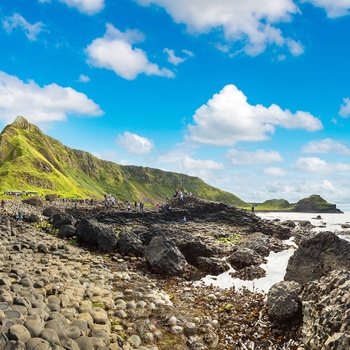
[[1, 0, 350, 208]]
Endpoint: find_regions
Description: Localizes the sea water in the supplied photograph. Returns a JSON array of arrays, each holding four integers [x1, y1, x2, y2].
[[195, 210, 350, 293]]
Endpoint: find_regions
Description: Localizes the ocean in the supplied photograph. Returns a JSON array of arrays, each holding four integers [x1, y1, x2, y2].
[[195, 211, 350, 293]]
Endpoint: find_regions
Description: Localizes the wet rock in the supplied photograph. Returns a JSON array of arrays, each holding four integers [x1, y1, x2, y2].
[[267, 281, 302, 324], [227, 247, 264, 269], [194, 256, 229, 275], [285, 231, 350, 286], [145, 236, 188, 276], [301, 270, 350, 349]]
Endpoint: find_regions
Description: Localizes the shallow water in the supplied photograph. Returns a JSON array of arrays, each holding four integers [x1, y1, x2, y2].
[[195, 212, 350, 293]]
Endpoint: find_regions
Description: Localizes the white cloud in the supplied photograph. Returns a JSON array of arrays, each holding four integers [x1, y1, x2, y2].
[[39, 0, 105, 15], [302, 138, 350, 155], [117, 132, 154, 154], [264, 167, 287, 177], [77, 74, 90, 83], [2, 13, 44, 41], [164, 48, 186, 65], [86, 24, 174, 80], [158, 148, 224, 172], [135, 0, 301, 56], [187, 84, 323, 146], [226, 149, 283, 165], [0, 71, 103, 123], [339, 97, 350, 117], [301, 0, 350, 18], [293, 157, 350, 173]]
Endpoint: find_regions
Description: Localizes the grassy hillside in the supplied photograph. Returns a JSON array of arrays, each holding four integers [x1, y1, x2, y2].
[[0, 116, 249, 207], [253, 195, 342, 213]]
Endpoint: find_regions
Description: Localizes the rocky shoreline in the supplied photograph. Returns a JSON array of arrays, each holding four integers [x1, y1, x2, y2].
[[0, 196, 350, 349]]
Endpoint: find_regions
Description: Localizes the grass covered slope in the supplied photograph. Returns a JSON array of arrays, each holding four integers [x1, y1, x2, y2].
[[253, 194, 342, 213], [0, 116, 248, 206]]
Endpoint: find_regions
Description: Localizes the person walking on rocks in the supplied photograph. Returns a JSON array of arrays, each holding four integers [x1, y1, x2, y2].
[[1, 200, 4, 208]]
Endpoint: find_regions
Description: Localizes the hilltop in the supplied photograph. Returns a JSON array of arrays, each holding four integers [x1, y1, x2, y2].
[[252, 194, 342, 213], [0, 116, 248, 207]]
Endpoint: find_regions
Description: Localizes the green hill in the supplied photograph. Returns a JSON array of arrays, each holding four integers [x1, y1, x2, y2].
[[0, 116, 249, 207], [253, 195, 342, 213]]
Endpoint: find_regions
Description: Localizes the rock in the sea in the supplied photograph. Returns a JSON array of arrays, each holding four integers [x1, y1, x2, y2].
[[194, 256, 230, 275], [227, 247, 264, 269], [267, 281, 302, 324], [285, 231, 350, 286], [145, 235, 188, 276]]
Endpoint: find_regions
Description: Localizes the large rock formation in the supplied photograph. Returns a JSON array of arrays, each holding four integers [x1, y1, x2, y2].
[[301, 270, 350, 349], [284, 231, 350, 286]]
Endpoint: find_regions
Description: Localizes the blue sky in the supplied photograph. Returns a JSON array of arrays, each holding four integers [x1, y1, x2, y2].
[[1, 0, 350, 207]]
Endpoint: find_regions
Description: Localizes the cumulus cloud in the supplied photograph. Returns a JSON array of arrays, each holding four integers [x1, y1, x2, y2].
[[39, 0, 105, 15], [86, 24, 174, 80], [117, 132, 154, 154], [302, 138, 350, 155], [135, 0, 301, 56], [263, 167, 287, 177], [158, 147, 224, 173], [293, 157, 350, 173], [226, 149, 283, 165], [339, 97, 350, 117], [301, 0, 350, 18], [0, 71, 103, 123], [187, 84, 323, 146], [2, 13, 44, 41]]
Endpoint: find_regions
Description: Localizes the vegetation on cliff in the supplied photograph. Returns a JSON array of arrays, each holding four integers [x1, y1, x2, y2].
[[0, 116, 248, 207], [253, 194, 342, 213]]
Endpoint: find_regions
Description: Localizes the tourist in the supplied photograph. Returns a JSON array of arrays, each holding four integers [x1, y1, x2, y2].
[[1, 200, 4, 208]]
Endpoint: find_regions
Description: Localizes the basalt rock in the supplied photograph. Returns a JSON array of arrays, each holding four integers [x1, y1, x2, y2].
[[301, 270, 350, 349], [284, 231, 350, 286], [267, 281, 302, 324], [227, 247, 264, 269], [117, 231, 144, 257], [75, 219, 118, 252], [52, 212, 76, 229], [145, 235, 188, 276]]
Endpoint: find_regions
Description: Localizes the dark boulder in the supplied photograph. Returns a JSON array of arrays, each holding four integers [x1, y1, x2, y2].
[[52, 213, 76, 229], [22, 196, 44, 207], [75, 219, 118, 253], [144, 236, 188, 276], [194, 257, 230, 275], [171, 232, 215, 264], [227, 247, 264, 269], [42, 206, 62, 218], [58, 225, 76, 239], [267, 281, 302, 324], [117, 232, 144, 257], [25, 214, 41, 223], [285, 231, 350, 286]]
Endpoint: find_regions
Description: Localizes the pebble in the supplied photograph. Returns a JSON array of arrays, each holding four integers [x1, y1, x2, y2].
[[0, 202, 222, 349]]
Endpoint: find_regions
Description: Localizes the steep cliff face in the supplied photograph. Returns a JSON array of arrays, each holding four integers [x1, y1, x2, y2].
[[0, 117, 248, 206]]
